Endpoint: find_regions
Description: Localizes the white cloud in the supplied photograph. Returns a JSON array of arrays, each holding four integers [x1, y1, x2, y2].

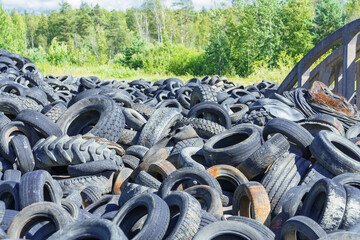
[[1, 0, 230, 13]]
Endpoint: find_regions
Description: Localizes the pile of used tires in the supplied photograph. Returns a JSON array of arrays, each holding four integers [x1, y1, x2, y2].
[[0, 48, 360, 239]]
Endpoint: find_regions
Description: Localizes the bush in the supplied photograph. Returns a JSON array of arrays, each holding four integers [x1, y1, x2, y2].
[[25, 48, 46, 63], [47, 38, 71, 65]]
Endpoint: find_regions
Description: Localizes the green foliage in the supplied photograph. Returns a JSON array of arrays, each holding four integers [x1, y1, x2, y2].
[[281, 0, 314, 57], [311, 0, 345, 45], [26, 47, 47, 63], [122, 36, 146, 68], [0, 5, 17, 52], [47, 38, 71, 65], [345, 0, 360, 23], [205, 9, 232, 75], [0, 0, 355, 80]]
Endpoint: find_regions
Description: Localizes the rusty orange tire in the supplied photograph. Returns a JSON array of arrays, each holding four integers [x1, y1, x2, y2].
[[112, 167, 133, 195], [232, 181, 271, 226], [206, 164, 248, 191], [129, 147, 168, 181], [147, 160, 176, 182]]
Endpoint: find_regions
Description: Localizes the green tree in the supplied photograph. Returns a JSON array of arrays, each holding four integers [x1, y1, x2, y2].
[[10, 11, 26, 54], [76, 6, 92, 37], [227, 2, 260, 75], [345, 0, 360, 23], [281, 0, 314, 57], [35, 14, 49, 48], [205, 9, 232, 75], [173, 0, 194, 45], [0, 5, 15, 52], [311, 0, 345, 44], [106, 11, 130, 58], [57, 1, 74, 42]]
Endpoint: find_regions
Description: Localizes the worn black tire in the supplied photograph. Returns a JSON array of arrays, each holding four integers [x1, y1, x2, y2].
[[122, 155, 140, 170], [33, 135, 122, 168], [7, 202, 73, 239], [261, 153, 308, 216], [272, 156, 310, 216], [188, 102, 231, 129], [23, 72, 59, 102], [0, 181, 19, 210], [227, 216, 275, 239], [24, 86, 48, 106], [43, 102, 67, 123], [48, 218, 127, 240], [346, 122, 360, 139], [310, 130, 360, 175], [0, 121, 39, 163], [238, 108, 273, 126], [0, 92, 42, 114], [301, 178, 347, 231], [301, 161, 334, 188], [3, 169, 21, 182], [280, 185, 310, 218], [281, 216, 327, 240], [126, 145, 149, 160], [203, 124, 262, 167], [113, 193, 170, 240], [229, 104, 249, 123], [135, 170, 161, 190], [57, 171, 114, 193], [123, 108, 147, 131], [67, 159, 119, 177], [0, 157, 16, 172], [19, 170, 62, 209], [57, 95, 125, 142], [197, 210, 217, 230], [63, 190, 83, 208], [137, 108, 182, 148], [15, 109, 62, 137], [170, 138, 204, 156], [184, 185, 223, 220], [117, 129, 140, 145], [60, 199, 83, 220], [10, 135, 35, 173], [333, 173, 360, 188], [319, 232, 360, 239], [349, 220, 360, 233], [158, 167, 222, 199], [193, 220, 264, 240], [0, 201, 5, 226], [339, 185, 360, 230], [0, 209, 18, 231], [118, 183, 157, 206], [261, 153, 295, 188], [81, 185, 103, 206], [85, 195, 120, 217], [132, 103, 155, 120], [178, 117, 226, 139], [0, 112, 11, 131], [263, 118, 313, 159], [190, 85, 217, 108], [238, 133, 289, 179], [163, 191, 201, 240], [176, 147, 207, 169]]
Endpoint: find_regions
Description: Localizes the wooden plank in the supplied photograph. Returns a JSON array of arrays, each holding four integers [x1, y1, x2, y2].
[[342, 31, 358, 101]]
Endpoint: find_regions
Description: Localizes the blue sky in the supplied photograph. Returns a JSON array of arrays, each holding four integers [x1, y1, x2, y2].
[[1, 0, 231, 13]]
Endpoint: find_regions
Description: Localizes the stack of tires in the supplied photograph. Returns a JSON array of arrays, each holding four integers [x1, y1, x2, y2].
[[0, 49, 358, 239]]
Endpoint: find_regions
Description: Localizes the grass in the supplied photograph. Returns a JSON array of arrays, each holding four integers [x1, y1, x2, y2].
[[36, 62, 290, 86]]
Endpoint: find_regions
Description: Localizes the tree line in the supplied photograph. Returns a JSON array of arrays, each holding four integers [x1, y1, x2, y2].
[[0, 0, 358, 77]]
